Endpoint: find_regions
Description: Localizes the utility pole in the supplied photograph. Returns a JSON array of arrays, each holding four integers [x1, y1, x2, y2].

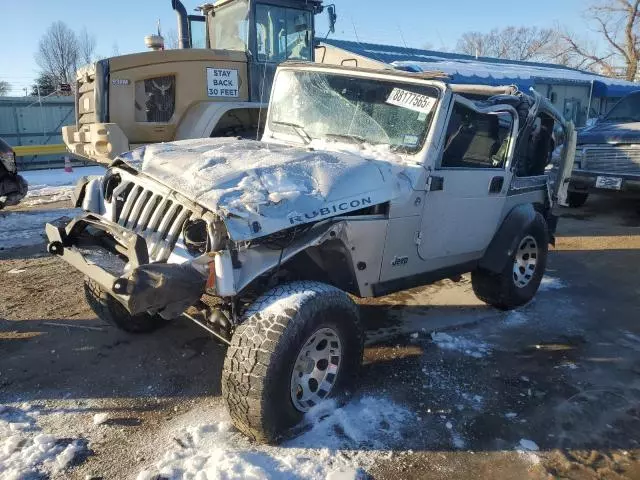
[[37, 84, 47, 141]]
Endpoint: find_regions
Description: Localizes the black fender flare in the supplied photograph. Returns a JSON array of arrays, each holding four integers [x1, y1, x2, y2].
[[479, 204, 540, 274], [70, 176, 90, 207]]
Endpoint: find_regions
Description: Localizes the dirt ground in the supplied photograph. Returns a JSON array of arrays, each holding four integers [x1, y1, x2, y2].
[[1, 193, 640, 479]]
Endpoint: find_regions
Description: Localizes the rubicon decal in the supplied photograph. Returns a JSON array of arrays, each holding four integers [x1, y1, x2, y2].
[[288, 197, 373, 225]]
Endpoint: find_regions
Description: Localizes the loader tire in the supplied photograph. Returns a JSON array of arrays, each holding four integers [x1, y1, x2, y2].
[[472, 213, 548, 310], [222, 281, 364, 444], [84, 278, 165, 333]]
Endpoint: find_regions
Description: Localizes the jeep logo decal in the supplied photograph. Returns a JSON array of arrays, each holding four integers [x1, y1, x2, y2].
[[391, 256, 408, 266], [288, 197, 372, 225]]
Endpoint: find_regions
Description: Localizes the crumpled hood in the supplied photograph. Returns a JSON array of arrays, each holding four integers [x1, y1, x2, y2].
[[118, 138, 415, 241], [578, 121, 640, 145]]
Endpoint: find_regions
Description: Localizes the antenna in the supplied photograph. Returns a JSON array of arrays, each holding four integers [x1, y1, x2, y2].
[[350, 18, 386, 65], [397, 25, 408, 49]]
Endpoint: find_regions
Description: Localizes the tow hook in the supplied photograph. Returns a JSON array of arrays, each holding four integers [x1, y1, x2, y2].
[[48, 241, 64, 255], [112, 278, 129, 294]]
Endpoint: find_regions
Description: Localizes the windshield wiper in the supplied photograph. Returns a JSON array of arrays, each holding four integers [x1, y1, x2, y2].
[[325, 133, 368, 145], [272, 121, 311, 144]]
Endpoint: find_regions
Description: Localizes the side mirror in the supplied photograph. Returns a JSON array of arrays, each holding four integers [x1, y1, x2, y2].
[[327, 5, 337, 34]]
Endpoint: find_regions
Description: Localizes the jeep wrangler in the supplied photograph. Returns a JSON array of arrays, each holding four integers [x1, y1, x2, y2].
[[45, 62, 575, 443]]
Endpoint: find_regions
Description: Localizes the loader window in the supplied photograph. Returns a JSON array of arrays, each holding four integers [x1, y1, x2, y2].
[[256, 4, 312, 62], [441, 102, 513, 169], [210, 0, 249, 51]]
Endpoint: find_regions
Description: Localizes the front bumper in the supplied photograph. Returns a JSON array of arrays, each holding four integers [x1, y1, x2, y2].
[[62, 123, 129, 164], [569, 170, 640, 195], [46, 213, 205, 318]]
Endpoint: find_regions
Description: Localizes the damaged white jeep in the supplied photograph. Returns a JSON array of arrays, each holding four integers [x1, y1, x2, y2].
[[46, 62, 575, 443]]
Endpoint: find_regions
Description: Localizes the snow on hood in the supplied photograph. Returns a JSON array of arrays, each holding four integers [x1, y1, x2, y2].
[[578, 121, 640, 145], [118, 138, 415, 241]]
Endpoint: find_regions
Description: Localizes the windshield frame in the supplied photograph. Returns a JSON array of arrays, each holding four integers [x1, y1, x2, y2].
[[265, 65, 445, 158]]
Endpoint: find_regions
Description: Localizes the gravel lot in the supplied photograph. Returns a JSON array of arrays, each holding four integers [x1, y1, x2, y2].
[[1, 193, 639, 479]]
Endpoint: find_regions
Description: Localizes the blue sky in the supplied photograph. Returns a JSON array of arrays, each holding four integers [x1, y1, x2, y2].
[[1, 0, 592, 95]]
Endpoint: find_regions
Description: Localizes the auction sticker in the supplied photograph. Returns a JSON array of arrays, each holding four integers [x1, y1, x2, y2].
[[206, 68, 239, 97], [386, 88, 436, 114]]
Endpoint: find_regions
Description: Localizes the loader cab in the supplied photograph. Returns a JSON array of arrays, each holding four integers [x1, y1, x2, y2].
[[204, 0, 323, 101]]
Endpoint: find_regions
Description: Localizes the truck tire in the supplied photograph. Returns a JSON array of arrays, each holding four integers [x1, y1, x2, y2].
[[567, 191, 589, 208], [222, 281, 364, 443], [83, 278, 165, 333], [472, 213, 548, 310]]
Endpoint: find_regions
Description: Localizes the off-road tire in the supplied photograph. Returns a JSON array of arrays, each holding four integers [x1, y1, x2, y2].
[[222, 281, 364, 444], [472, 212, 548, 310], [83, 278, 165, 333], [567, 191, 589, 208]]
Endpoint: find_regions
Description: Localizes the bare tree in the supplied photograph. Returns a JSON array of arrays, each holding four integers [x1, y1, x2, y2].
[[456, 27, 557, 61], [164, 29, 179, 50], [560, 0, 640, 80], [35, 21, 79, 88], [0, 80, 9, 96], [78, 27, 97, 65]]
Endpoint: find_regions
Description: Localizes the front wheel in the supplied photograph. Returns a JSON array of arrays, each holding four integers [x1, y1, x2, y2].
[[84, 278, 166, 333], [472, 213, 549, 310], [222, 281, 364, 443]]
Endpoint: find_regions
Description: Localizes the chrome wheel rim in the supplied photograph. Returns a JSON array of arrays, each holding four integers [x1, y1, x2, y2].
[[290, 327, 342, 412], [513, 235, 538, 288]]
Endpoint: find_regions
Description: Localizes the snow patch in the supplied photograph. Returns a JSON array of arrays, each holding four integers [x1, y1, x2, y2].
[[391, 58, 637, 88], [21, 166, 105, 205], [504, 310, 528, 327], [93, 413, 109, 426], [138, 397, 410, 480], [517, 439, 539, 451], [430, 332, 491, 358], [539, 276, 567, 291], [0, 209, 79, 249], [0, 404, 88, 479]]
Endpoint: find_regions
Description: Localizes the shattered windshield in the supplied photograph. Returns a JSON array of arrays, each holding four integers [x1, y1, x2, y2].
[[268, 69, 440, 154]]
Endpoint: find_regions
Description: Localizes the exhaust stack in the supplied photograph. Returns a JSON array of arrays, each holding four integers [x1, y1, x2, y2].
[[171, 0, 191, 49]]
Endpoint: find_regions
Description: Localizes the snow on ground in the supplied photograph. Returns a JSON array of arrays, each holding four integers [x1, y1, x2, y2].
[[503, 310, 528, 327], [0, 209, 79, 249], [538, 276, 567, 291], [137, 397, 411, 480], [0, 404, 88, 479], [430, 332, 491, 358], [21, 166, 105, 206]]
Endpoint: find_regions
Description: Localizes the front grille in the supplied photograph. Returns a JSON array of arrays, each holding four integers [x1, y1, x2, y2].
[[135, 75, 175, 122], [107, 177, 192, 262], [583, 144, 640, 175]]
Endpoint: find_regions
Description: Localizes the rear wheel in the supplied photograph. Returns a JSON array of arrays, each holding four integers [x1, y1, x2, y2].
[[84, 278, 165, 333], [222, 281, 364, 443], [567, 191, 589, 208], [472, 213, 548, 310]]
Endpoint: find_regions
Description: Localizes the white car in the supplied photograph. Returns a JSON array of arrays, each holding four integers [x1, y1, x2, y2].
[[46, 62, 575, 443]]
